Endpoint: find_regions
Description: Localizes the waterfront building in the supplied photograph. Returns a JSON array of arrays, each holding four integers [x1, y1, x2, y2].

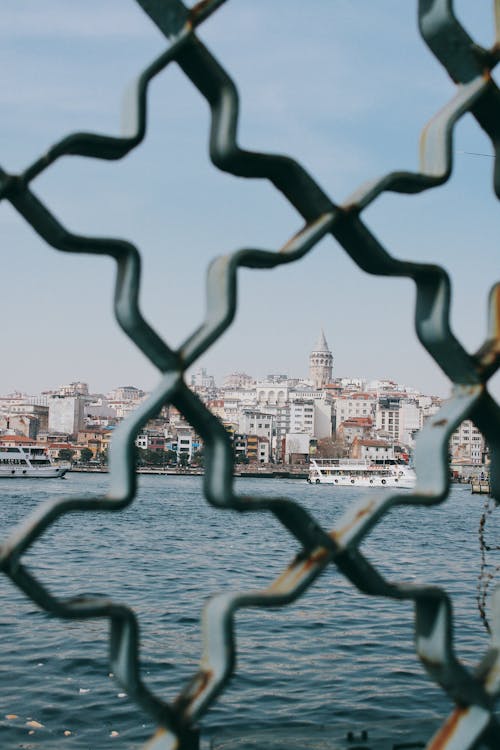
[[135, 430, 165, 454], [246, 434, 258, 462], [176, 425, 194, 463], [233, 433, 248, 461], [258, 437, 270, 463], [349, 437, 395, 461], [308, 330, 333, 389], [77, 429, 111, 458], [284, 432, 311, 464], [273, 405, 290, 462], [0, 413, 39, 439]]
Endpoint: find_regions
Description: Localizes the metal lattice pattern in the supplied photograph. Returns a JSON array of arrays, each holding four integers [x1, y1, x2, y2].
[[1, 1, 500, 748]]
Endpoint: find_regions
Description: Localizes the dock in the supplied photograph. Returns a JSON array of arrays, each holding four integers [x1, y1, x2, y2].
[[471, 481, 491, 495]]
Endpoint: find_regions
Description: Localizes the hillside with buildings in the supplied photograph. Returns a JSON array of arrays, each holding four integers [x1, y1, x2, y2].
[[0, 332, 489, 480]]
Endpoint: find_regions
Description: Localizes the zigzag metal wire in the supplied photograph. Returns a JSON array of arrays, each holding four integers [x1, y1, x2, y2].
[[0, 1, 499, 748]]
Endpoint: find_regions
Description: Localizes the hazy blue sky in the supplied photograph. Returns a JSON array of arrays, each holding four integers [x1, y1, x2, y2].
[[1, 2, 498, 398]]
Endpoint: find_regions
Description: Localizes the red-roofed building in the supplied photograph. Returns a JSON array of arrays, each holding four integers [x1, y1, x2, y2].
[[336, 417, 373, 444]]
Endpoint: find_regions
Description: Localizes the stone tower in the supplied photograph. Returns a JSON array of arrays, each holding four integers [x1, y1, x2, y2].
[[309, 330, 333, 388]]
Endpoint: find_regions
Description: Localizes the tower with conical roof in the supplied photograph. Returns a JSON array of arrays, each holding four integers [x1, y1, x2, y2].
[[309, 330, 333, 388]]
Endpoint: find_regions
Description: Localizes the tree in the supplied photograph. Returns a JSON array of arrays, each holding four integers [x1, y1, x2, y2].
[[58, 448, 75, 463], [142, 449, 165, 466], [178, 452, 189, 467], [234, 452, 249, 464], [191, 449, 204, 467], [315, 437, 348, 459], [80, 447, 93, 463]]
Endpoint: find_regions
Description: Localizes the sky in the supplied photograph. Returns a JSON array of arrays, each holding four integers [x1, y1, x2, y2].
[[0, 1, 498, 399]]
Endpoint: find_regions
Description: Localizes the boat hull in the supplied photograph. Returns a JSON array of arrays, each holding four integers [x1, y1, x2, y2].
[[308, 474, 415, 489], [0, 466, 68, 479]]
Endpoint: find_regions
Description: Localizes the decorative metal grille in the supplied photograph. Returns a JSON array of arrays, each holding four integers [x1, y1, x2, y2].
[[1, 1, 500, 748]]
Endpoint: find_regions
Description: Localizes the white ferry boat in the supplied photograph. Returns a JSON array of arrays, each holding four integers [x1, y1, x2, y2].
[[0, 444, 69, 478], [308, 458, 416, 489]]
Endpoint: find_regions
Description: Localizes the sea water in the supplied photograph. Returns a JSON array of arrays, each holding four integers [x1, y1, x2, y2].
[[0, 475, 496, 747]]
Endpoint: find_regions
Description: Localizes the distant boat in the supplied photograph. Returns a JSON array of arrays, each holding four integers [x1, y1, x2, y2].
[[308, 457, 416, 489], [0, 443, 69, 478]]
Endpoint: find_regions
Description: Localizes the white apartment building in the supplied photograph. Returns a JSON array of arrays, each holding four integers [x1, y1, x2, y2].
[[335, 395, 377, 429], [238, 410, 274, 444], [289, 399, 332, 439], [48, 395, 84, 435], [450, 420, 485, 464], [375, 398, 420, 447], [289, 400, 315, 435], [176, 426, 193, 462], [399, 401, 421, 445]]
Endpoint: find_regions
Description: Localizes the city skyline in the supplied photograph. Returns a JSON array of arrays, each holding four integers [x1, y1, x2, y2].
[[1, 3, 498, 400], [0, 324, 494, 400]]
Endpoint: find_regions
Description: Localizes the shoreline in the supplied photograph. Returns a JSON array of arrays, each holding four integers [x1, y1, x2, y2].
[[69, 466, 309, 479]]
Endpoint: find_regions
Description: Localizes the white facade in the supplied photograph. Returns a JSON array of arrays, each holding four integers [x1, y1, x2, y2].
[[335, 396, 376, 428], [48, 395, 84, 435], [375, 398, 421, 447], [399, 401, 421, 445], [258, 439, 270, 463], [107, 400, 140, 419], [450, 420, 484, 464], [176, 426, 193, 462], [289, 399, 332, 439], [256, 382, 288, 406], [285, 432, 311, 462], [84, 401, 116, 419], [289, 401, 315, 435], [356, 441, 395, 461], [238, 410, 273, 444]]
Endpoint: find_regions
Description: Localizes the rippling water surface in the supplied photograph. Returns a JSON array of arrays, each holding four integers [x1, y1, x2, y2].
[[0, 475, 495, 747]]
